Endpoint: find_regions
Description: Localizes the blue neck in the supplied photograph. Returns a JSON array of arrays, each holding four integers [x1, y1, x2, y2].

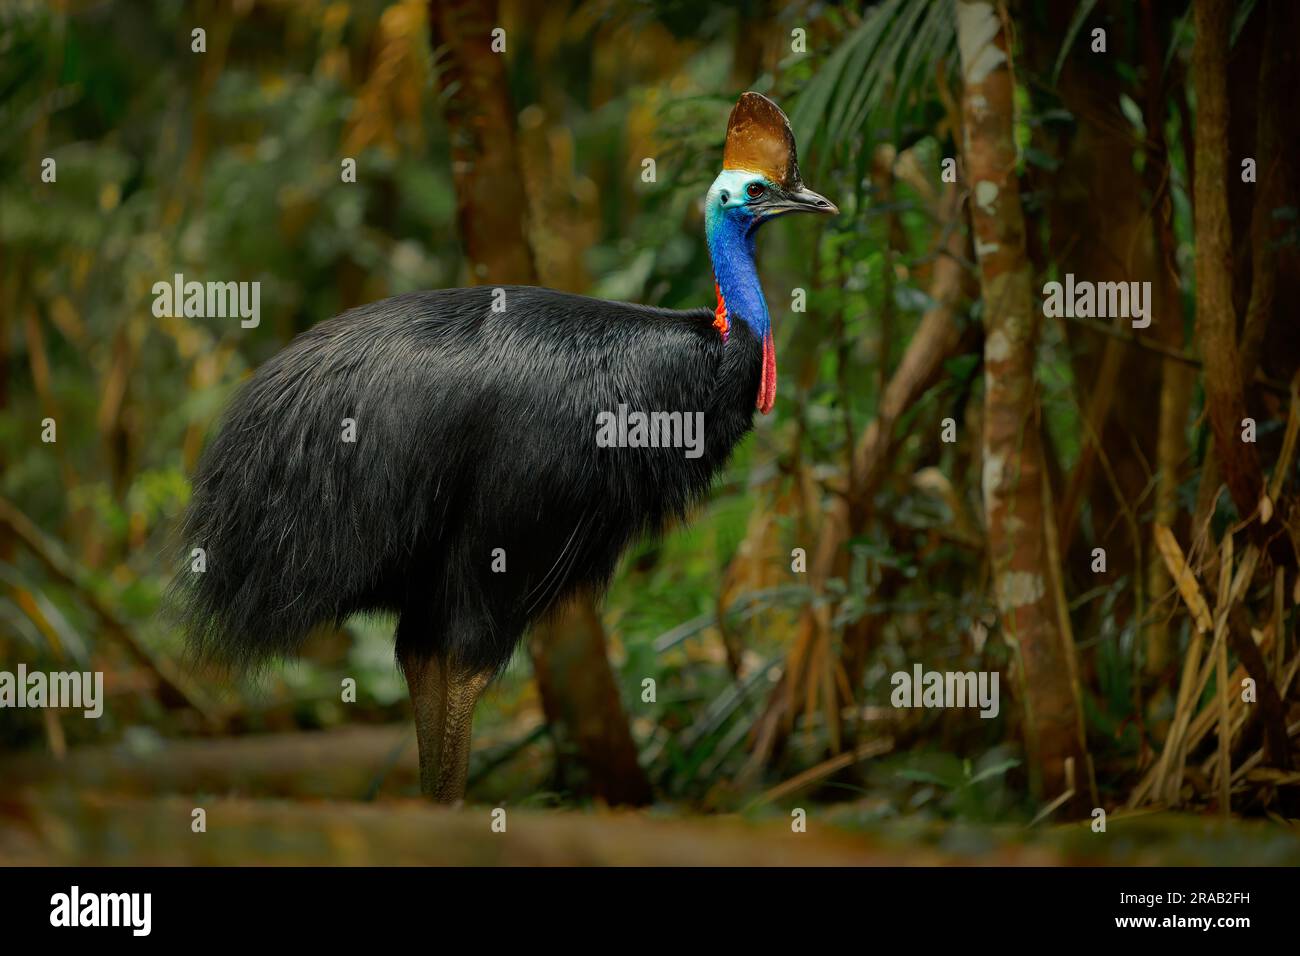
[[706, 196, 769, 340]]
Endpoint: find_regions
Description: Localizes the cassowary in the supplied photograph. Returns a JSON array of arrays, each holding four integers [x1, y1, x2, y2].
[[171, 92, 836, 803]]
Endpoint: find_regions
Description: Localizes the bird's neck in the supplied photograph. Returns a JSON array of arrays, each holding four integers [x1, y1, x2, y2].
[[706, 213, 768, 341]]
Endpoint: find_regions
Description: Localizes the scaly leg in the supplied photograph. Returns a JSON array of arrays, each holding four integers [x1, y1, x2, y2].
[[433, 667, 491, 805], [400, 649, 450, 799]]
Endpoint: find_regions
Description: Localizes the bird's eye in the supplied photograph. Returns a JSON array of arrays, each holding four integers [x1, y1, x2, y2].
[[746, 182, 766, 200], [719, 190, 730, 204]]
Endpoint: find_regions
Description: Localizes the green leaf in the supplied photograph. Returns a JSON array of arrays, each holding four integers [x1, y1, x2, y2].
[[1022, 145, 1060, 171], [1052, 0, 1100, 87], [966, 758, 1020, 786], [793, 0, 956, 179], [1230, 0, 1259, 47]]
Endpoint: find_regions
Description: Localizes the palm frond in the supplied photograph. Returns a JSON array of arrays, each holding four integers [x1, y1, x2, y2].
[[793, 0, 957, 178], [1052, 0, 1099, 86]]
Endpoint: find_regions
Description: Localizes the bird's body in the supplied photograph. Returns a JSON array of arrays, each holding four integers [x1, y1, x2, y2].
[[175, 286, 762, 675], [172, 91, 835, 802]]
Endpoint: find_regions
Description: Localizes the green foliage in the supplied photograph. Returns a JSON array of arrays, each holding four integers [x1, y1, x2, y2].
[[891, 748, 1023, 823], [793, 0, 957, 177], [1051, 0, 1099, 86]]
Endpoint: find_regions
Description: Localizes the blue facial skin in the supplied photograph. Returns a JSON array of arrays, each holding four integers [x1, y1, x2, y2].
[[705, 168, 775, 341]]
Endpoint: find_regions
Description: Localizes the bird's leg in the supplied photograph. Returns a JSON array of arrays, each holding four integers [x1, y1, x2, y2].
[[432, 667, 491, 805], [400, 649, 450, 800]]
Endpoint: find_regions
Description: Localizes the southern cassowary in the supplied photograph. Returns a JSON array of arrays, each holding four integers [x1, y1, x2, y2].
[[170, 92, 837, 802]]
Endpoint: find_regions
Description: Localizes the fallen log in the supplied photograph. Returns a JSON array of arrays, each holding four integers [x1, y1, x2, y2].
[[6, 792, 955, 866], [0, 725, 420, 800]]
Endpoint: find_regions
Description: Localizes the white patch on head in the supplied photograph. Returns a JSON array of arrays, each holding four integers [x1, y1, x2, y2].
[[709, 169, 766, 210]]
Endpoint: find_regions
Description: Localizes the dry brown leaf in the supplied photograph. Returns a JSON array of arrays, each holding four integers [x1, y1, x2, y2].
[[1153, 524, 1213, 632]]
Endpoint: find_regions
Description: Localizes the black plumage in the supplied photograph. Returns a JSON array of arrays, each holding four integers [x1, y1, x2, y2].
[[170, 286, 761, 675]]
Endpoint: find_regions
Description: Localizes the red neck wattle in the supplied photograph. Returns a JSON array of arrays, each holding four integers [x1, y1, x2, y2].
[[757, 330, 776, 415], [712, 279, 730, 342]]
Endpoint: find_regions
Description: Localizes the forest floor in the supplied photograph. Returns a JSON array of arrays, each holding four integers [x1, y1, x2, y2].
[[3, 725, 1299, 866]]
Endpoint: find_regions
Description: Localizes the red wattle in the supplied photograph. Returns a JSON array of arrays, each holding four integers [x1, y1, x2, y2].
[[712, 280, 729, 342], [757, 329, 776, 415]]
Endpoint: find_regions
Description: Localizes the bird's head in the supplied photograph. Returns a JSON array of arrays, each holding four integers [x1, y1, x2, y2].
[[706, 92, 837, 416], [705, 91, 838, 237]]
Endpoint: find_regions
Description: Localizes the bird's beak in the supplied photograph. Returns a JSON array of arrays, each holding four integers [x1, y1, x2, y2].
[[762, 184, 839, 217]]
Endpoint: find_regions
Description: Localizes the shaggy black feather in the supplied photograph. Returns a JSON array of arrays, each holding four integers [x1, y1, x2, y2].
[[168, 286, 762, 674]]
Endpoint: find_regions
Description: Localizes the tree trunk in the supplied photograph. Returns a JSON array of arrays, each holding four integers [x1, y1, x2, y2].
[[429, 0, 536, 282], [1024, 2, 1162, 600], [1191, 0, 1264, 522], [529, 595, 653, 805], [429, 0, 650, 804], [957, 0, 1089, 809], [1140, 0, 1194, 694], [1235, 0, 1284, 382]]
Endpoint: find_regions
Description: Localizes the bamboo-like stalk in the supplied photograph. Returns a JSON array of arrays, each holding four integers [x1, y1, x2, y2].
[[1040, 449, 1097, 809], [1215, 605, 1231, 816], [1136, 530, 1261, 808]]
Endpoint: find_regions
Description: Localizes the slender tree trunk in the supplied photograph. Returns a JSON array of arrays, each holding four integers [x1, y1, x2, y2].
[[957, 0, 1088, 809], [1237, 0, 1285, 382], [1140, 0, 1193, 693], [529, 595, 653, 804], [1191, 0, 1264, 522], [429, 0, 651, 804], [1026, 3, 1162, 604], [430, 0, 536, 282]]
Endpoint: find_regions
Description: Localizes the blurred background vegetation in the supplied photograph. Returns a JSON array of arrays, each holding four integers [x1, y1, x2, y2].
[[2, 0, 1299, 863]]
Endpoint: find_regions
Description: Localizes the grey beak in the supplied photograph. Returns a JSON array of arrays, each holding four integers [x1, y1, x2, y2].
[[774, 185, 839, 216]]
